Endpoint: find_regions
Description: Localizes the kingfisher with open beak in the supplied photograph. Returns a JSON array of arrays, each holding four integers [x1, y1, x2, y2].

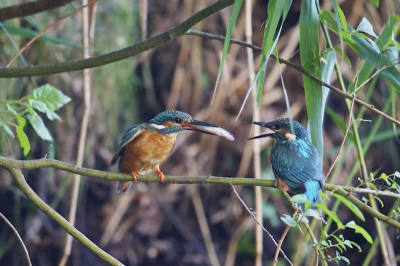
[[111, 110, 234, 193], [246, 118, 324, 209]]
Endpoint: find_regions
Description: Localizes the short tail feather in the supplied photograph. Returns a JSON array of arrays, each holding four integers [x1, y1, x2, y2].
[[116, 181, 134, 193], [299, 180, 322, 210]]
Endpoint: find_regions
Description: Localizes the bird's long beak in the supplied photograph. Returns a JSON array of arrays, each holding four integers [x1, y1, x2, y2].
[[245, 121, 275, 140], [180, 120, 234, 141]]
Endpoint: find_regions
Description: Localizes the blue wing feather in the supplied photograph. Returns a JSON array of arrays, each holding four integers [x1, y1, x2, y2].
[[271, 139, 324, 203], [111, 125, 145, 166]]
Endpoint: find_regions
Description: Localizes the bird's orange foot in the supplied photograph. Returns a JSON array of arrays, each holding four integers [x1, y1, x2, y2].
[[156, 169, 165, 183], [131, 171, 138, 183]]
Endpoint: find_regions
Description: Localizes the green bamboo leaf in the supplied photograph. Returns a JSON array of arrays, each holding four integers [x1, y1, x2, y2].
[[26, 113, 53, 141], [345, 221, 373, 244], [212, 0, 243, 103], [356, 18, 378, 38], [332, 193, 365, 221], [0, 24, 84, 49], [16, 115, 30, 156], [334, 48, 351, 67], [300, 0, 323, 161], [315, 202, 345, 229], [0, 118, 14, 138], [319, 10, 400, 90], [256, 0, 292, 106]]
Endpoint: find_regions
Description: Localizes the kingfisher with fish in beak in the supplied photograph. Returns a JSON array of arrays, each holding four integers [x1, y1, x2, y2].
[[111, 110, 234, 193]]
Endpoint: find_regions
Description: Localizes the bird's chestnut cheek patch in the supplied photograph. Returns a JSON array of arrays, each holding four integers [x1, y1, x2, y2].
[[276, 128, 297, 141]]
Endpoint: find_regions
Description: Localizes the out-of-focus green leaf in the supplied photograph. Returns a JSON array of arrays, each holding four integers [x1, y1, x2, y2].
[[334, 48, 351, 67], [0, 118, 14, 138], [304, 209, 322, 220], [28, 99, 61, 121], [291, 194, 308, 203], [332, 193, 365, 221], [16, 115, 30, 156], [319, 10, 400, 90], [256, 0, 292, 106], [300, 0, 323, 161], [26, 113, 53, 141], [345, 221, 373, 244], [369, 0, 379, 8], [315, 202, 345, 229], [32, 84, 71, 110], [213, 0, 243, 103], [0, 24, 84, 49], [356, 18, 378, 38], [281, 214, 297, 227]]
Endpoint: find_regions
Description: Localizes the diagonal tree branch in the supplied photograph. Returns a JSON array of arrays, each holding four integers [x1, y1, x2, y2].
[[4, 166, 124, 266], [0, 0, 234, 77], [0, 0, 76, 22]]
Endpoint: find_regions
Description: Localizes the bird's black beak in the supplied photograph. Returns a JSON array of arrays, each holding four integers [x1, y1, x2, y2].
[[181, 120, 234, 141], [245, 121, 275, 140]]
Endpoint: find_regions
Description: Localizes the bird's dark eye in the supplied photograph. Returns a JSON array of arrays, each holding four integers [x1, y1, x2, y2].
[[175, 118, 182, 123], [274, 125, 280, 130]]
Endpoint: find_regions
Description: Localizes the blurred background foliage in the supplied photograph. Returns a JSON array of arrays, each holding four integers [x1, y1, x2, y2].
[[0, 0, 399, 265]]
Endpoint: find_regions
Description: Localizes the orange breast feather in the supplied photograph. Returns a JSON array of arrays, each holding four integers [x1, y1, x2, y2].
[[118, 130, 177, 174]]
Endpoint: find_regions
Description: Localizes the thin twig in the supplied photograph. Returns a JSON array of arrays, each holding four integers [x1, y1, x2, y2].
[[0, 212, 32, 266], [6, 0, 99, 68], [325, 77, 358, 180], [231, 186, 293, 265], [184, 30, 400, 127], [273, 226, 290, 266], [0, 0, 235, 77]]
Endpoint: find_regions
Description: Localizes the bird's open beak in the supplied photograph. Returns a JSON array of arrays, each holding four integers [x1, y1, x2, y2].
[[180, 120, 234, 141], [245, 121, 275, 140]]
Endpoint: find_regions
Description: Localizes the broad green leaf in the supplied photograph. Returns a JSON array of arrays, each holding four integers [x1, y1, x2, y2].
[[16, 115, 30, 156], [291, 194, 308, 204], [32, 84, 71, 112], [0, 118, 14, 138], [345, 221, 373, 244], [356, 18, 378, 39], [212, 0, 243, 103], [304, 209, 322, 220], [26, 114, 53, 141], [28, 99, 61, 121], [280, 214, 297, 227], [315, 202, 345, 229], [332, 193, 365, 221], [6, 104, 18, 116], [300, 0, 323, 161]]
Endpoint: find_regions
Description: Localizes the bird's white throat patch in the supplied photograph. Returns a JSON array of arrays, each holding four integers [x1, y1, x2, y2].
[[285, 132, 297, 141], [150, 123, 166, 129]]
